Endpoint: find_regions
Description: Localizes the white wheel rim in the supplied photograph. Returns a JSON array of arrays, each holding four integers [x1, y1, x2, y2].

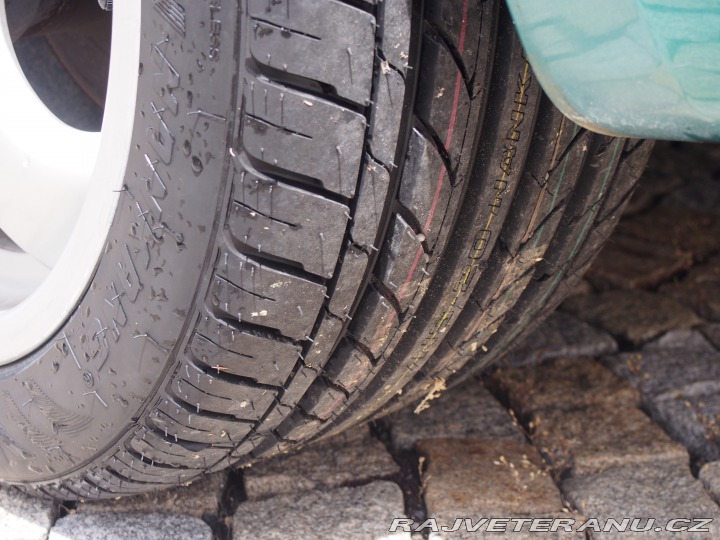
[[0, 1, 141, 364]]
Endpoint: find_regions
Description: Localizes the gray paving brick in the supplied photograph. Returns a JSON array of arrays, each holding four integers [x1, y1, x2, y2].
[[660, 259, 720, 322], [648, 391, 720, 462], [598, 339, 720, 465], [490, 357, 640, 417], [233, 481, 410, 540], [601, 348, 720, 400], [49, 513, 212, 540], [584, 205, 720, 291], [699, 461, 720, 505], [427, 514, 584, 540], [0, 486, 54, 540], [387, 379, 525, 451], [77, 472, 226, 519], [562, 290, 701, 345], [663, 179, 720, 215], [562, 461, 720, 539], [700, 323, 720, 350], [643, 328, 716, 353], [418, 439, 564, 517], [531, 404, 687, 477], [243, 426, 398, 500], [499, 312, 617, 368]]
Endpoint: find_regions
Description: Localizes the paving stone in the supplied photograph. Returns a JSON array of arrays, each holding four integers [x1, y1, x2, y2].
[[585, 241, 690, 292], [531, 404, 687, 477], [233, 481, 410, 540], [663, 179, 720, 215], [0, 486, 54, 540], [660, 259, 720, 322], [566, 279, 594, 299], [387, 379, 524, 451], [623, 159, 685, 216], [645, 141, 720, 192], [700, 323, 720, 350], [585, 205, 720, 290], [601, 348, 720, 399], [243, 426, 399, 500], [699, 461, 720, 504], [425, 514, 584, 540], [499, 312, 617, 368], [562, 461, 720, 539], [643, 328, 716, 353], [77, 472, 225, 519], [562, 290, 702, 345], [647, 391, 720, 462], [489, 357, 639, 418], [49, 513, 212, 540], [602, 345, 720, 462], [418, 439, 563, 517], [622, 142, 688, 216]]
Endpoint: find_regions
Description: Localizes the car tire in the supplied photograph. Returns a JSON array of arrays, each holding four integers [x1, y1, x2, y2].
[[0, 0, 652, 499]]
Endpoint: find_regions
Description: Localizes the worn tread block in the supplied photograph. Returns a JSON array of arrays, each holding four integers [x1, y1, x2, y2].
[[196, 313, 302, 366], [85, 470, 169, 495], [68, 478, 102, 499], [147, 407, 249, 445], [349, 288, 399, 357], [86, 471, 176, 496], [382, 0, 412, 73], [328, 244, 369, 319], [253, 369, 317, 436], [189, 333, 295, 387], [143, 428, 232, 455], [113, 451, 200, 481], [325, 340, 374, 393], [376, 214, 430, 309], [275, 412, 323, 442], [351, 157, 391, 249], [278, 366, 318, 407], [138, 429, 231, 460], [241, 78, 366, 198], [111, 453, 180, 479], [229, 160, 350, 277], [247, 0, 375, 105], [299, 380, 347, 420], [107, 465, 190, 488], [155, 395, 253, 439], [303, 311, 344, 370], [173, 363, 277, 421], [416, 35, 472, 172], [212, 251, 326, 340], [129, 434, 227, 470], [399, 129, 452, 249], [369, 67, 405, 166], [426, 0, 488, 88]]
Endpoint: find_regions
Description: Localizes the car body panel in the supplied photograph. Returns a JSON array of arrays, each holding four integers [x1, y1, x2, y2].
[[506, 0, 720, 141]]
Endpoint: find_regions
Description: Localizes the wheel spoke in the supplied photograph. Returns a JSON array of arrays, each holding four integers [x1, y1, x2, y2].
[[0, 250, 49, 310], [0, 23, 100, 268]]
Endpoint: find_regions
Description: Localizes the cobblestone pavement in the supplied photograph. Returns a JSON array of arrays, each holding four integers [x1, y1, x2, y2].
[[3, 142, 720, 539]]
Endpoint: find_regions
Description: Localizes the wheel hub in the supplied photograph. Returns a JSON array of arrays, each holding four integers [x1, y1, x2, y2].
[[0, 0, 141, 364]]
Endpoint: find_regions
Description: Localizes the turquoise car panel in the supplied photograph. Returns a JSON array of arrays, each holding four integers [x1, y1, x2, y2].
[[506, 0, 720, 141]]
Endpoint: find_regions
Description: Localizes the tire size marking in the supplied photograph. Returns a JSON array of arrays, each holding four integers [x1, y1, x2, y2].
[[415, 60, 533, 365], [209, 1, 222, 62]]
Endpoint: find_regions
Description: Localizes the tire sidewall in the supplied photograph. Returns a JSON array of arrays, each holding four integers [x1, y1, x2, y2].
[[0, 1, 238, 485]]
